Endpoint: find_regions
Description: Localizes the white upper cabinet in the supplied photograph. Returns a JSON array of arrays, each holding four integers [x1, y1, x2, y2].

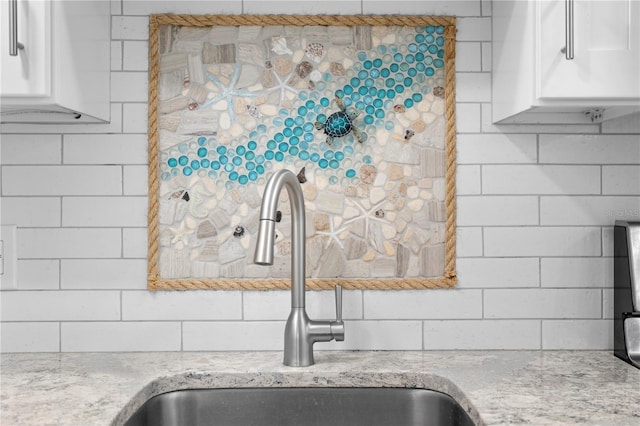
[[493, 0, 640, 124], [0, 0, 110, 123]]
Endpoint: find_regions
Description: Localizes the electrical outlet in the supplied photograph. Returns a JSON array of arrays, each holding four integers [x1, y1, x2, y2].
[[0, 225, 18, 290]]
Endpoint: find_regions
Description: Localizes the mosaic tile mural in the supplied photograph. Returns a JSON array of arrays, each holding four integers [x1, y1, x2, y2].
[[148, 15, 457, 289]]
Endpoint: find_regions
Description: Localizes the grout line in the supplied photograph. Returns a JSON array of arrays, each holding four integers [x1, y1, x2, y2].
[[58, 259, 62, 290], [538, 257, 542, 288]]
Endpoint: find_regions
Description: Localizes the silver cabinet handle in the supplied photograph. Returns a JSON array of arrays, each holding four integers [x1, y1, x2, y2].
[[564, 0, 575, 60], [9, 0, 25, 56]]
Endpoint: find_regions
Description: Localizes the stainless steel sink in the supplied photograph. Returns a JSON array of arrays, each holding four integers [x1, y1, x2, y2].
[[123, 387, 475, 426]]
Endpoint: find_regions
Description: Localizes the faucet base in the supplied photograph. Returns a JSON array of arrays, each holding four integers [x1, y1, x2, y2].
[[283, 308, 315, 367], [283, 308, 343, 367]]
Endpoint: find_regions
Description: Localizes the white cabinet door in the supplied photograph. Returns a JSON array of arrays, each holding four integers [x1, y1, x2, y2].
[[537, 0, 640, 100], [0, 0, 50, 97]]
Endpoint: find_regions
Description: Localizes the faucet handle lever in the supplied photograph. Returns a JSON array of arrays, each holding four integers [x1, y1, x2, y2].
[[331, 285, 345, 342], [334, 285, 343, 322]]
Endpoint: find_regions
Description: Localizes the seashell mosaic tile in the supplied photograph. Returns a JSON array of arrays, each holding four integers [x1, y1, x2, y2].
[[155, 22, 450, 281]]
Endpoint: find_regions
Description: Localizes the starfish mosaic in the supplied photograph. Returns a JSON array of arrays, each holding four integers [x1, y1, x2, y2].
[[169, 222, 193, 247], [201, 63, 260, 120], [316, 218, 349, 250], [263, 68, 300, 106], [342, 198, 390, 237]]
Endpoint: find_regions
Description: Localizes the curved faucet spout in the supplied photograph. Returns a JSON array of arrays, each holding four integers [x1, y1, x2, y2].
[[254, 169, 306, 309], [254, 169, 345, 367]]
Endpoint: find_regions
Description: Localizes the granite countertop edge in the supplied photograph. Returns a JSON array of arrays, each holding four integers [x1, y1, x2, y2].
[[1, 350, 639, 426], [112, 370, 482, 426]]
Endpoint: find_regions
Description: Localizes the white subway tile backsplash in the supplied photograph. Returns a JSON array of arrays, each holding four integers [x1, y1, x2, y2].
[[540, 196, 640, 226], [363, 0, 479, 16], [124, 166, 149, 195], [17, 260, 60, 289], [123, 41, 149, 71], [602, 226, 615, 257], [542, 320, 613, 350], [2, 198, 61, 227], [455, 73, 491, 102], [457, 196, 538, 226], [423, 320, 541, 350], [541, 258, 613, 288], [111, 16, 149, 40], [456, 43, 482, 72], [111, 72, 149, 102], [457, 134, 537, 164], [62, 322, 181, 352], [481, 42, 491, 71], [481, 0, 491, 16], [457, 258, 539, 288], [539, 135, 640, 164], [18, 228, 121, 259], [457, 165, 481, 195], [111, 41, 122, 70], [184, 321, 284, 351], [123, 0, 242, 15], [455, 104, 482, 133], [363, 290, 482, 319], [0, 291, 120, 321], [122, 103, 148, 134], [1, 322, 60, 352], [0, 0, 637, 354], [482, 165, 600, 195], [603, 166, 640, 195], [122, 290, 242, 320], [61, 259, 146, 289], [247, 0, 361, 14], [603, 289, 614, 319], [123, 228, 148, 258], [456, 227, 484, 257], [241, 291, 294, 320], [0, 135, 61, 164], [484, 227, 602, 257], [333, 320, 423, 350], [62, 197, 148, 227], [457, 17, 491, 41], [2, 166, 122, 196], [484, 289, 601, 319], [243, 290, 363, 320], [111, 0, 122, 15], [64, 134, 147, 164]]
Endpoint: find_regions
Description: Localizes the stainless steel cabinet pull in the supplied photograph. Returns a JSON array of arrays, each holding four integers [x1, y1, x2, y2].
[[564, 0, 575, 60], [9, 0, 25, 56]]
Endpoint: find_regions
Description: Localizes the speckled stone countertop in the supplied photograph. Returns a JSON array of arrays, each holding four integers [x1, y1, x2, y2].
[[1, 351, 639, 425]]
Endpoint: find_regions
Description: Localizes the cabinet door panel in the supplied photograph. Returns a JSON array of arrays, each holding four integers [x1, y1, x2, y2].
[[0, 0, 49, 97], [538, 0, 640, 99]]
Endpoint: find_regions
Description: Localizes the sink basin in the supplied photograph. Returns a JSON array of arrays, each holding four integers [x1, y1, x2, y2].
[[123, 387, 475, 426]]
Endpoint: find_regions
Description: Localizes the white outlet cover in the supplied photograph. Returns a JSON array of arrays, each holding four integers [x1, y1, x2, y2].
[[0, 225, 18, 290]]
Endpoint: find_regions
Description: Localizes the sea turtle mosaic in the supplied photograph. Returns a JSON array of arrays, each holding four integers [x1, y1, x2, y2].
[[315, 98, 364, 146]]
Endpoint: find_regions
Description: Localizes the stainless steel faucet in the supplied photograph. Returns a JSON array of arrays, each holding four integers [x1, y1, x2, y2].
[[254, 169, 345, 367]]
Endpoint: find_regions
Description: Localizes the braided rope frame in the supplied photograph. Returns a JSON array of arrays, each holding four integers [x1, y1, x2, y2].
[[147, 15, 457, 291]]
